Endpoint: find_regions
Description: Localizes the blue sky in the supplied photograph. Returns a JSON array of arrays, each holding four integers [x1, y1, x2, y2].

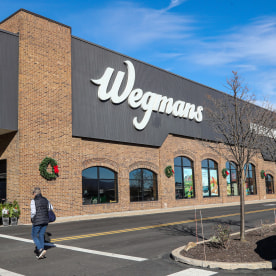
[[1, 0, 276, 105]]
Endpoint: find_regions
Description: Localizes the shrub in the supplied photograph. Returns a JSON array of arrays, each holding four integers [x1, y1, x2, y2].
[[209, 223, 231, 249], [256, 220, 272, 237], [10, 200, 20, 218], [1, 202, 11, 218]]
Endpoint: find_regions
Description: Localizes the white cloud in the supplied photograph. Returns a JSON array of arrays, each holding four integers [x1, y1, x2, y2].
[[190, 17, 276, 68], [64, 2, 276, 104], [235, 64, 257, 71], [165, 0, 188, 11], [178, 16, 276, 102], [68, 1, 194, 51], [254, 71, 276, 98], [157, 52, 185, 59]]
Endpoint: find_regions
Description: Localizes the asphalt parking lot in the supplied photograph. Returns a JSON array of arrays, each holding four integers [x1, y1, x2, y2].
[[0, 201, 276, 275]]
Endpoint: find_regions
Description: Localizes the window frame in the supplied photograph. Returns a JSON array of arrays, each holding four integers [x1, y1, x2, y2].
[[174, 156, 195, 199], [226, 161, 239, 196], [265, 174, 274, 194], [244, 163, 257, 195], [82, 166, 118, 205], [201, 159, 219, 198], [129, 168, 158, 202]]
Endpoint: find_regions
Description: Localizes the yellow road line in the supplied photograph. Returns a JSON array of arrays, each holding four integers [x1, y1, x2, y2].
[[51, 208, 275, 242]]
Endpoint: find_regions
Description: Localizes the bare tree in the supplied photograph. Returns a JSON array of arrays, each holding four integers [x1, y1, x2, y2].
[[204, 71, 276, 241]]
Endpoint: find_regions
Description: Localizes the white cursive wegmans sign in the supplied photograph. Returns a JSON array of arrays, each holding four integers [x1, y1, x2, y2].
[[91, 60, 204, 130]]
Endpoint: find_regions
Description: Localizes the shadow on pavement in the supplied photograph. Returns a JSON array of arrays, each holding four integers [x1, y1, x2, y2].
[[255, 235, 276, 270]]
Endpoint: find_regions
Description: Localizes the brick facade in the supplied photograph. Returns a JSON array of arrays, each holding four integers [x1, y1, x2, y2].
[[0, 10, 73, 223], [0, 10, 275, 224]]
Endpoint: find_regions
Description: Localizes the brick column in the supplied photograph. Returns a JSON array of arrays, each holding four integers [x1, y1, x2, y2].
[[0, 10, 77, 223]]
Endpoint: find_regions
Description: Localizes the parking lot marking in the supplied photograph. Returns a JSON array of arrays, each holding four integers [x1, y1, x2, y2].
[[0, 234, 147, 262], [0, 234, 33, 244], [51, 208, 275, 242], [48, 243, 147, 261], [167, 268, 217, 275], [0, 268, 25, 276]]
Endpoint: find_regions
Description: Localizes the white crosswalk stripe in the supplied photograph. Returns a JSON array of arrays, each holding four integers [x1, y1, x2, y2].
[[0, 268, 25, 276], [167, 268, 217, 276], [0, 233, 147, 262]]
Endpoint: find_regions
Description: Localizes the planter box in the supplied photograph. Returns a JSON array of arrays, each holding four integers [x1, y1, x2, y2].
[[10, 217, 18, 226], [2, 217, 9, 226]]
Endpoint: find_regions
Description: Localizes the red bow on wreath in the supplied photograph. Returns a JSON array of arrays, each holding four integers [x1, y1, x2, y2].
[[226, 171, 229, 176], [53, 165, 59, 174]]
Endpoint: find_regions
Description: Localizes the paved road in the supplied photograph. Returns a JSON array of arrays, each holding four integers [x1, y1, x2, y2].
[[0, 201, 276, 275]]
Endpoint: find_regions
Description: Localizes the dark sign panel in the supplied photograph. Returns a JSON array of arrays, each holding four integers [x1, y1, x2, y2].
[[71, 36, 223, 146], [0, 29, 18, 134]]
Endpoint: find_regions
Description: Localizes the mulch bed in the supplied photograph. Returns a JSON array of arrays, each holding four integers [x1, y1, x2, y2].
[[181, 226, 276, 263]]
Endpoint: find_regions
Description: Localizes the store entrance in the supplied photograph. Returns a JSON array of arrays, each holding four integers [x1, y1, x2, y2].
[[0, 160, 6, 203]]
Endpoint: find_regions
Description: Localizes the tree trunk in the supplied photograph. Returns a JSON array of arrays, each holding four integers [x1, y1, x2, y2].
[[239, 173, 245, 241]]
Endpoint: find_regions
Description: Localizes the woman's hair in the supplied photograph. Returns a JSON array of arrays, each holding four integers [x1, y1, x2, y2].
[[33, 187, 41, 195]]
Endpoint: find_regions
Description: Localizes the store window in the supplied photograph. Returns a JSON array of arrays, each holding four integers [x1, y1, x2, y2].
[[226, 161, 239, 196], [82, 166, 118, 205], [265, 174, 274, 194], [174, 156, 195, 199], [129, 168, 158, 202], [244, 163, 257, 195], [201, 159, 219, 197]]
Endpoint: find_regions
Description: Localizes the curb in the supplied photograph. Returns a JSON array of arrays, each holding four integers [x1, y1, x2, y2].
[[171, 226, 276, 270], [172, 246, 276, 270]]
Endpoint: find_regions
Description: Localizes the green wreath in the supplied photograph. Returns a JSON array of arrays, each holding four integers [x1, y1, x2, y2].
[[39, 157, 59, 181], [165, 165, 174, 178], [260, 170, 266, 179], [222, 168, 229, 179]]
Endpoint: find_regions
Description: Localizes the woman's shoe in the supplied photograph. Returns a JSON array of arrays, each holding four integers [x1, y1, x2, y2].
[[37, 249, 47, 259]]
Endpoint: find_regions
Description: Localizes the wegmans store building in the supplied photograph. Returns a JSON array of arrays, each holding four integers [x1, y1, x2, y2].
[[0, 9, 276, 223]]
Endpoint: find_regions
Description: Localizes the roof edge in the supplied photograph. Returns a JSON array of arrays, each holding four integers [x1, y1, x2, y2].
[[0, 9, 71, 30], [0, 28, 19, 36]]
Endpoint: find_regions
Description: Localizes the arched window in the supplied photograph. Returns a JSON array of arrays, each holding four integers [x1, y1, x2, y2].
[[174, 156, 195, 199], [129, 168, 158, 202], [226, 161, 239, 196], [201, 159, 219, 197], [244, 163, 257, 195], [265, 174, 274, 194], [82, 166, 118, 205]]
